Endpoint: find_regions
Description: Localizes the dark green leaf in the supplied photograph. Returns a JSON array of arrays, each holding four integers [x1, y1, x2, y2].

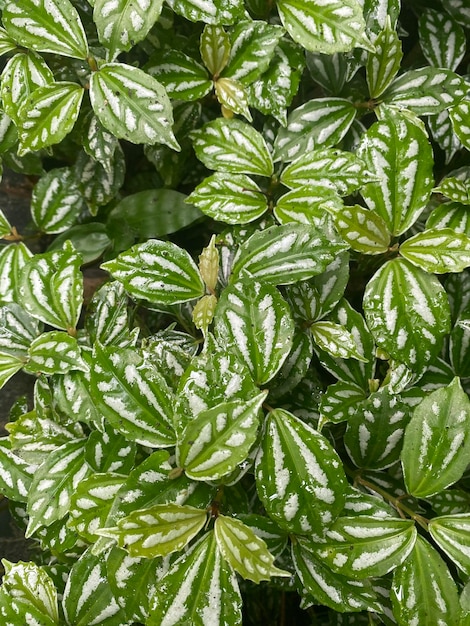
[[166, 0, 244, 24], [366, 18, 402, 98], [31, 167, 83, 234], [146, 49, 212, 101], [450, 100, 470, 151], [25, 331, 87, 375], [418, 9, 466, 71], [0, 438, 34, 502], [200, 24, 230, 75]]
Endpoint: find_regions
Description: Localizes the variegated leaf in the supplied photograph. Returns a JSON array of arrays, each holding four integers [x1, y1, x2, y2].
[[363, 258, 451, 374], [356, 107, 434, 235], [427, 203, 470, 235], [214, 278, 294, 385], [214, 515, 290, 583], [311, 321, 368, 362], [2, 0, 88, 59], [85, 424, 136, 473], [434, 177, 470, 205], [187, 172, 268, 224], [429, 109, 462, 164], [0, 303, 41, 357], [319, 381, 367, 428], [101, 239, 205, 305], [148, 531, 242, 626], [256, 408, 347, 537], [391, 535, 460, 626], [238, 514, 288, 559], [85, 281, 130, 347], [418, 9, 466, 71], [401, 377, 470, 497], [31, 167, 83, 234], [334, 203, 391, 254], [429, 514, 470, 575], [17, 81, 84, 155], [267, 329, 314, 401], [94, 0, 164, 60], [83, 115, 119, 172], [18, 240, 82, 331], [177, 392, 266, 481], [191, 118, 273, 177], [0, 209, 12, 239], [0, 26, 17, 55], [277, 0, 373, 54], [90, 344, 176, 448], [273, 186, 343, 226], [450, 99, 470, 151], [101, 503, 207, 558], [312, 516, 417, 579], [90, 62, 179, 150], [200, 24, 230, 76], [231, 223, 348, 285], [25, 331, 87, 375], [400, 227, 470, 273], [214, 76, 252, 121], [26, 438, 90, 537], [366, 17, 402, 98], [146, 49, 212, 101], [445, 0, 470, 27], [166, 0, 244, 24], [0, 438, 34, 502]]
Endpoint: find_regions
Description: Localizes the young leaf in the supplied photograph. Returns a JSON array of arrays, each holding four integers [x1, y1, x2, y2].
[[214, 76, 252, 121], [363, 258, 451, 374], [429, 514, 470, 575], [85, 281, 129, 347], [450, 100, 470, 151], [277, 0, 373, 54], [0, 26, 17, 55], [187, 172, 268, 224], [418, 9, 466, 71], [101, 504, 208, 558], [2, 0, 89, 59], [366, 18, 402, 98], [215, 515, 290, 583], [94, 0, 164, 60], [391, 535, 460, 626], [191, 118, 273, 177], [101, 239, 205, 305], [177, 392, 266, 481], [256, 408, 347, 537], [0, 438, 34, 502], [31, 167, 83, 234], [146, 49, 212, 101], [192, 294, 217, 337], [356, 107, 434, 235], [200, 24, 231, 76], [18, 82, 84, 155], [400, 227, 470, 274], [25, 331, 88, 375], [148, 531, 242, 626], [334, 204, 391, 254], [90, 62, 179, 150], [401, 377, 470, 498], [166, 0, 244, 24], [311, 321, 368, 362]]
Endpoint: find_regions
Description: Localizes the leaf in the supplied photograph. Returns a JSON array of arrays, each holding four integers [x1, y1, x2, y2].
[[429, 108, 462, 164], [214, 515, 290, 582], [255, 408, 347, 537], [147, 531, 242, 626], [17, 82, 84, 155], [401, 377, 470, 498], [400, 227, 470, 273], [2, 0, 88, 59], [26, 438, 90, 537], [450, 99, 470, 151], [434, 177, 470, 205], [166, 0, 244, 25], [277, 0, 373, 54], [292, 536, 383, 613], [366, 18, 402, 98], [429, 514, 470, 575], [90, 344, 176, 448], [177, 392, 266, 481], [312, 516, 417, 579], [356, 107, 434, 235], [0, 26, 17, 55], [85, 425, 136, 474], [319, 381, 367, 427], [0, 438, 34, 502], [0, 303, 41, 357], [311, 321, 368, 362], [94, 0, 164, 60], [101, 503, 207, 558], [85, 281, 130, 347], [231, 223, 348, 285], [418, 9, 466, 71], [445, 0, 470, 27], [31, 167, 83, 234], [18, 240, 83, 331], [101, 239, 205, 305], [214, 76, 252, 121], [391, 535, 460, 626], [214, 278, 294, 385], [200, 24, 231, 75], [192, 294, 217, 336], [146, 49, 212, 101], [382, 67, 467, 115], [90, 62, 179, 150], [274, 99, 357, 163], [267, 329, 314, 401], [187, 172, 268, 224], [25, 331, 87, 375], [222, 20, 284, 85], [334, 204, 391, 254], [191, 118, 273, 177], [365, 258, 451, 373]]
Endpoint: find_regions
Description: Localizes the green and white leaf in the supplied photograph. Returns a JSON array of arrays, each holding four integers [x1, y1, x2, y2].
[[0, 209, 12, 239], [94, 0, 164, 60], [363, 258, 451, 374], [26, 438, 89, 537], [25, 331, 87, 375], [18, 240, 83, 331], [90, 344, 176, 448], [2, 0, 88, 59], [200, 24, 231, 76], [274, 99, 357, 163], [444, 0, 470, 28], [187, 172, 268, 224], [148, 531, 242, 626], [85, 424, 136, 473], [312, 516, 417, 579], [401, 377, 470, 498], [0, 303, 41, 357], [177, 392, 266, 481], [319, 381, 367, 428], [231, 223, 348, 285], [214, 76, 252, 121], [31, 167, 83, 234], [83, 115, 119, 172], [366, 18, 402, 98], [391, 535, 460, 626], [356, 108, 434, 235], [273, 186, 343, 226], [146, 49, 212, 101], [166, 0, 244, 25], [429, 109, 462, 164], [101, 503, 207, 558], [0, 26, 17, 55], [418, 9, 466, 71], [191, 118, 273, 177], [215, 514, 290, 583], [429, 514, 470, 575], [311, 321, 368, 362], [277, 0, 373, 54], [90, 62, 179, 150], [450, 100, 470, 151], [85, 281, 130, 347], [102, 239, 205, 305], [400, 227, 470, 273], [434, 177, 470, 205], [256, 408, 347, 537], [17, 82, 84, 155], [382, 67, 467, 115], [267, 329, 313, 401], [0, 438, 34, 502], [334, 204, 391, 254]]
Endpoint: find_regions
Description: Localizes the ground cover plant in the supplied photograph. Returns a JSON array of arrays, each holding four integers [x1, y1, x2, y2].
[[0, 0, 470, 623]]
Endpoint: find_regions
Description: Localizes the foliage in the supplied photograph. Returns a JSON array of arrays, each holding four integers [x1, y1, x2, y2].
[[0, 0, 470, 624]]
